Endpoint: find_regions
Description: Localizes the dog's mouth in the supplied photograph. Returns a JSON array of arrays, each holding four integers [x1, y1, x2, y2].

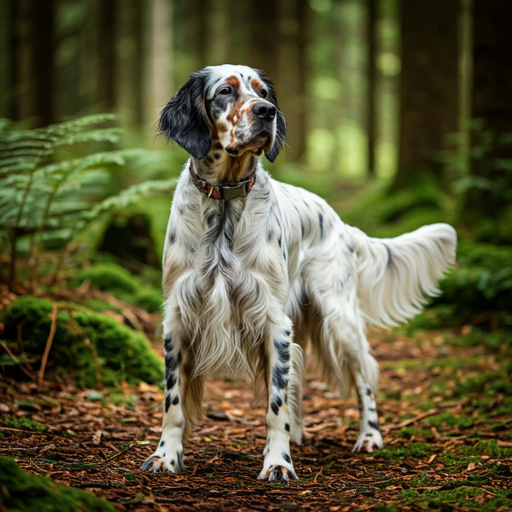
[[225, 130, 273, 157]]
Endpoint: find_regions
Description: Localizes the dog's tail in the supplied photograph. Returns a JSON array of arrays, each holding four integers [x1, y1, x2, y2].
[[349, 223, 457, 327]]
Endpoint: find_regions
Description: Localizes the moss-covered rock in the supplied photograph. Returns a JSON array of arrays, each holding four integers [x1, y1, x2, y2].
[[68, 263, 138, 295], [0, 457, 115, 512], [68, 263, 163, 313], [3, 296, 163, 387]]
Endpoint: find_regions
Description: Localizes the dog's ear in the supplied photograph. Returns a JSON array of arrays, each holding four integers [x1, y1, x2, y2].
[[256, 69, 287, 163], [159, 71, 212, 159]]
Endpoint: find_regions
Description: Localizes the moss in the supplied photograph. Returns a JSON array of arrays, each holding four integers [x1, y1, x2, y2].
[[3, 296, 163, 387], [0, 457, 115, 512], [425, 413, 474, 428], [68, 262, 163, 313], [379, 443, 434, 462], [133, 288, 163, 313], [2, 417, 47, 432], [68, 263, 138, 294], [399, 485, 512, 510]]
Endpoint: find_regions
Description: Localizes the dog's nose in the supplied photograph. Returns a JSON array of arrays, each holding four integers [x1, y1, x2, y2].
[[253, 103, 276, 121]]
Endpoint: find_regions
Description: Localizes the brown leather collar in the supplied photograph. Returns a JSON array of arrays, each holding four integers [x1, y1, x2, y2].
[[188, 162, 256, 200]]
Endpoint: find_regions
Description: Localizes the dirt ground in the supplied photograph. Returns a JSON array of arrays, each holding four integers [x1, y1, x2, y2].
[[1, 326, 511, 511]]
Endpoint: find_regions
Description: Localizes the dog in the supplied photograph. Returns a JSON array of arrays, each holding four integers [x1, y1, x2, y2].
[[140, 64, 457, 482]]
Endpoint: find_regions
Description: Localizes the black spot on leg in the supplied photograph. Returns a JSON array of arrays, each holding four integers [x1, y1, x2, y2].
[[272, 366, 288, 389], [284, 330, 290, 337], [271, 401, 279, 415], [369, 407, 376, 412], [285, 423, 290, 432], [366, 433, 373, 437], [214, 152, 221, 160], [274, 340, 290, 362], [172, 396, 179, 406], [368, 420, 380, 431], [169, 231, 176, 244], [166, 372, 177, 390], [278, 237, 282, 247], [319, 213, 324, 239], [165, 352, 180, 373], [160, 441, 165, 447], [164, 333, 172, 352], [282, 453, 291, 464], [367, 388, 373, 397], [347, 243, 353, 253], [165, 395, 171, 413]]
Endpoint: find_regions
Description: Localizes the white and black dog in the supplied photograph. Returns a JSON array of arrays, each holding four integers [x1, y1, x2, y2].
[[140, 64, 456, 482]]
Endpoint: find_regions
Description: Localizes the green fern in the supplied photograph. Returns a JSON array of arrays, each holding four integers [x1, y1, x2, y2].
[[0, 115, 176, 288]]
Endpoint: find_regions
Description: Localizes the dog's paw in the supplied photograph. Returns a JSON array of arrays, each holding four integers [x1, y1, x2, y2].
[[258, 464, 298, 482], [352, 429, 383, 453], [140, 448, 185, 473]]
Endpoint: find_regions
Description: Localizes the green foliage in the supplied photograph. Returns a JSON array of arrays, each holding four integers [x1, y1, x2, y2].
[[432, 241, 512, 326], [0, 457, 115, 512], [400, 486, 512, 511], [455, 120, 512, 242], [69, 263, 138, 294], [3, 296, 163, 387], [0, 115, 176, 287], [69, 263, 163, 313], [3, 417, 47, 432]]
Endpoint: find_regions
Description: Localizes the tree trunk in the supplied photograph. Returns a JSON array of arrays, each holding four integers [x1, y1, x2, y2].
[[97, 0, 117, 111], [393, 0, 459, 190], [8, 0, 33, 121], [32, 0, 55, 126], [295, 0, 308, 160], [366, 0, 377, 177], [146, 0, 173, 130], [196, 0, 209, 68], [249, 0, 279, 84], [463, 0, 512, 221]]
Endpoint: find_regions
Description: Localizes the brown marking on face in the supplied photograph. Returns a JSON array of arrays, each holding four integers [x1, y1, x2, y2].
[[225, 76, 241, 88], [251, 78, 264, 95]]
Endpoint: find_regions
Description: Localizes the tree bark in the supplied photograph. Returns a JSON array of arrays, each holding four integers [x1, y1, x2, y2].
[[393, 0, 459, 190], [464, 0, 512, 221], [366, 0, 377, 177], [97, 0, 117, 111], [32, 0, 55, 126]]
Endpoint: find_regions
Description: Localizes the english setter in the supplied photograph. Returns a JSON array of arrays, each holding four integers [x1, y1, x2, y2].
[[140, 64, 457, 482]]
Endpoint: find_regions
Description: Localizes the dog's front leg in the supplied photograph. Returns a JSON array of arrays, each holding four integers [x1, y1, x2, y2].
[[140, 332, 185, 473], [258, 320, 298, 482]]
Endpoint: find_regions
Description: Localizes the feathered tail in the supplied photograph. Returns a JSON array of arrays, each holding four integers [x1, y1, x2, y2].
[[349, 223, 457, 327]]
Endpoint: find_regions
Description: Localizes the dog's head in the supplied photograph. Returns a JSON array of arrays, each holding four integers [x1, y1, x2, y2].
[[159, 64, 287, 163]]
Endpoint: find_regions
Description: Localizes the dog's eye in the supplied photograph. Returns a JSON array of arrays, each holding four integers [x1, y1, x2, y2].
[[218, 86, 232, 96], [260, 89, 268, 98]]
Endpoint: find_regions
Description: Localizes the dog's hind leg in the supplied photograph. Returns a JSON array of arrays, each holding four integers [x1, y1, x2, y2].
[[258, 317, 303, 482], [140, 331, 186, 473], [350, 357, 383, 453], [311, 299, 383, 453]]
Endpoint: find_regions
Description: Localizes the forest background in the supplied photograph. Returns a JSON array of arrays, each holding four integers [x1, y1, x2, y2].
[[0, 1, 511, 511]]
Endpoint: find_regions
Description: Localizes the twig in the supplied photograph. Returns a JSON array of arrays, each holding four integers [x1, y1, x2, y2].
[[38, 303, 58, 386], [0, 341, 35, 379], [102, 443, 134, 463], [383, 408, 440, 431], [0, 427, 46, 434]]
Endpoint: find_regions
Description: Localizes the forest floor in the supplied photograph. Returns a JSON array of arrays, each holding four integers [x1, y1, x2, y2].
[[1, 325, 512, 512]]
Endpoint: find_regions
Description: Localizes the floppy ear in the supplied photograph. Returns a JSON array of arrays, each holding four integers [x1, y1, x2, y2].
[[159, 71, 212, 159], [256, 69, 287, 163]]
